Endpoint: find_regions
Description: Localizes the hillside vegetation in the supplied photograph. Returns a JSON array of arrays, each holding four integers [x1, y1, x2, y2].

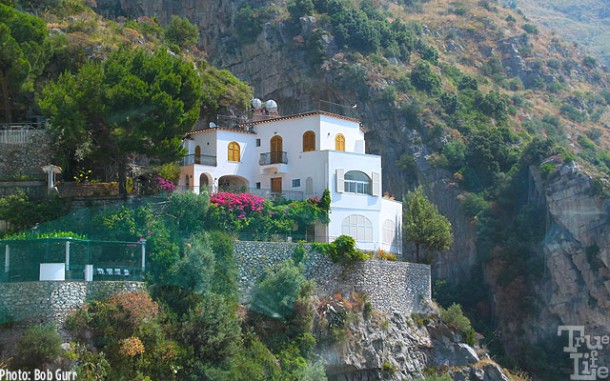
[[2, 0, 610, 379], [514, 0, 610, 67]]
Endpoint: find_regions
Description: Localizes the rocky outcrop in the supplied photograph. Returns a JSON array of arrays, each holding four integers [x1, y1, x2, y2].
[[317, 310, 509, 381], [493, 161, 610, 365]]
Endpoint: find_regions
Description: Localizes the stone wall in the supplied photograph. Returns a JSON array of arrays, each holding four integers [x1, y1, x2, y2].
[[0, 281, 144, 326], [233, 241, 431, 315], [0, 242, 430, 329], [0, 130, 50, 181]]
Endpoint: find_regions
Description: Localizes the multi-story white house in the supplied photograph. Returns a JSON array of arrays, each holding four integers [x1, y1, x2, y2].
[[179, 104, 402, 254]]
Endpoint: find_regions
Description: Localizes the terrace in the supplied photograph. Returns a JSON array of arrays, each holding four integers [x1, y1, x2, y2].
[[1, 237, 147, 283]]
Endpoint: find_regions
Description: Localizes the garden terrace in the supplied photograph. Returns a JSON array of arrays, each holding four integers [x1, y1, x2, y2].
[[1, 237, 147, 282]]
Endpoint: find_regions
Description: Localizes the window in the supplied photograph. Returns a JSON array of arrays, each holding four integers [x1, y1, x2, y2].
[[194, 145, 201, 164], [256, 139, 261, 147], [383, 220, 396, 244], [305, 177, 313, 194], [303, 131, 315, 152], [270, 136, 283, 164], [335, 134, 345, 151], [341, 214, 373, 242], [256, 182, 261, 189], [228, 141, 240, 162], [344, 171, 370, 194], [292, 179, 301, 188]]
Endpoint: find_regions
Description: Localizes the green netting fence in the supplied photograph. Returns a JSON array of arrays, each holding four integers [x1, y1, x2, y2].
[[0, 238, 146, 282]]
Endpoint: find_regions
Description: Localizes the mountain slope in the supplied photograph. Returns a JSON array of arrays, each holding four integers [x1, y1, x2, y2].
[[515, 0, 610, 67], [23, 0, 610, 378]]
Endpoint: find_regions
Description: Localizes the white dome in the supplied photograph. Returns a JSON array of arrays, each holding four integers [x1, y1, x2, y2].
[[251, 98, 262, 110], [265, 100, 278, 111]]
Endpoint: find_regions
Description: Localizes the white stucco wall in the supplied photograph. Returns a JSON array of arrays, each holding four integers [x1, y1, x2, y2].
[[178, 112, 403, 253], [179, 129, 257, 192]]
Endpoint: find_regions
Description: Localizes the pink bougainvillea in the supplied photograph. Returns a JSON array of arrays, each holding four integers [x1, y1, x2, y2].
[[209, 192, 265, 214], [154, 177, 176, 193]]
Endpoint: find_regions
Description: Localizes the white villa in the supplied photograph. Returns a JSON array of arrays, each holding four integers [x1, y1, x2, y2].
[[178, 102, 403, 254]]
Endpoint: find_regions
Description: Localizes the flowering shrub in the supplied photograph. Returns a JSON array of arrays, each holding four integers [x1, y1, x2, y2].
[[154, 177, 176, 193], [119, 336, 145, 357], [207, 190, 330, 239], [73, 169, 92, 184], [109, 291, 160, 326], [373, 249, 397, 261], [210, 192, 265, 216], [209, 192, 266, 231]]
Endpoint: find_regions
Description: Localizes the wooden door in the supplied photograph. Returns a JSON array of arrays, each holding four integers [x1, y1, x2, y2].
[[271, 177, 282, 193]]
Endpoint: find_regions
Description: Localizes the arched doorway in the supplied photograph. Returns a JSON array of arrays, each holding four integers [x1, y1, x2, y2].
[[218, 175, 249, 192], [199, 173, 211, 194]]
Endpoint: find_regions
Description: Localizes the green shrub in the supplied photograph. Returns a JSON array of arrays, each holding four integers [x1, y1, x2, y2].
[[522, 23, 539, 34], [439, 303, 475, 345], [460, 193, 489, 218], [539, 163, 557, 180], [250, 260, 312, 320], [577, 135, 596, 151], [292, 243, 307, 264], [411, 61, 441, 95], [585, 128, 603, 143], [382, 361, 397, 374], [560, 104, 587, 123], [583, 56, 597, 69], [12, 323, 62, 371], [164, 15, 199, 48], [235, 5, 262, 44], [314, 235, 368, 263]]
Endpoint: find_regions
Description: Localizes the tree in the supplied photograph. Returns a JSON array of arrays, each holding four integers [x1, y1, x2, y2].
[[0, 4, 48, 122], [39, 47, 203, 194], [165, 15, 199, 49], [410, 61, 441, 95], [250, 260, 311, 321], [404, 186, 453, 262], [12, 323, 62, 371]]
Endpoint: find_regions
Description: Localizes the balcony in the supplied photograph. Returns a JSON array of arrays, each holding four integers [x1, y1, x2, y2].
[[180, 154, 217, 167], [259, 151, 288, 174]]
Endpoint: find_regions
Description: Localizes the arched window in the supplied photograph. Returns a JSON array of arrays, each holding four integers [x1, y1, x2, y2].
[[344, 171, 371, 194], [270, 135, 283, 164], [305, 177, 313, 194], [383, 219, 396, 245], [341, 214, 373, 242], [194, 145, 201, 164], [303, 131, 315, 152], [228, 142, 240, 162], [335, 134, 345, 151]]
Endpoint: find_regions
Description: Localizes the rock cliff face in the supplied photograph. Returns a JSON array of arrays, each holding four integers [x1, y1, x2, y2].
[[316, 310, 509, 381], [491, 161, 610, 363]]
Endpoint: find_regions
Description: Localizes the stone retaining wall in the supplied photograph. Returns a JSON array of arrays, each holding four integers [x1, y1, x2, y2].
[[0, 242, 430, 328], [234, 241, 431, 315], [0, 281, 144, 326]]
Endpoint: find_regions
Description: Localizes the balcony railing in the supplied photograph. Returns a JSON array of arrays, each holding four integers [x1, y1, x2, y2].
[[180, 154, 217, 166], [259, 151, 288, 165]]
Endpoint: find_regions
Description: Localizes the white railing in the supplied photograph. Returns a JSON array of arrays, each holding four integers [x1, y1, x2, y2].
[[0, 122, 46, 144]]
